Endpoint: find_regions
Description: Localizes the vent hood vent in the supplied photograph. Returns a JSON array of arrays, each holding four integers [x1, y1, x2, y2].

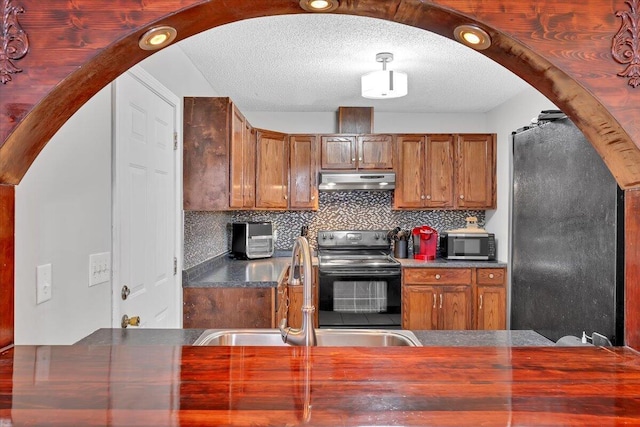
[[318, 172, 395, 191]]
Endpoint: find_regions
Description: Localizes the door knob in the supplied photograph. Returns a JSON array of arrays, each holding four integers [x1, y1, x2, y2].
[[121, 314, 141, 328]]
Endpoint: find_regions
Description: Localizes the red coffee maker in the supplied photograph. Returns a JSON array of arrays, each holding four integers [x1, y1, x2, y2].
[[412, 226, 438, 260]]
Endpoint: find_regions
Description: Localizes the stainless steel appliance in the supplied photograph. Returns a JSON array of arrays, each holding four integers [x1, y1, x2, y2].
[[317, 230, 401, 328], [231, 222, 274, 259], [439, 231, 496, 260], [511, 113, 624, 345], [318, 171, 395, 191]]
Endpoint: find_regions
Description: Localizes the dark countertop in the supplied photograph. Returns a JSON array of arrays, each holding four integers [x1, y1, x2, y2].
[[398, 257, 508, 268], [183, 252, 303, 288], [183, 253, 506, 288], [76, 328, 554, 346], [4, 344, 640, 426]]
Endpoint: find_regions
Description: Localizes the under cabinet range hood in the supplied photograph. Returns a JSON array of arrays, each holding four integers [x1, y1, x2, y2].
[[318, 172, 395, 191]]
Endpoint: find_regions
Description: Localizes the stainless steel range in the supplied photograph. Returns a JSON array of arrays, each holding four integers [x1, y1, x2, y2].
[[317, 230, 402, 328]]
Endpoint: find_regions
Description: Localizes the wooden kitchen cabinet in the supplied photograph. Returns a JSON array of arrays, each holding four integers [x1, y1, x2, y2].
[[456, 134, 496, 209], [276, 266, 319, 329], [320, 134, 393, 170], [183, 287, 275, 328], [475, 268, 507, 330], [289, 135, 318, 210], [357, 134, 394, 169], [229, 104, 256, 209], [256, 129, 289, 209], [183, 97, 232, 211], [402, 268, 472, 330], [395, 133, 494, 210], [394, 134, 454, 209], [321, 135, 356, 169]]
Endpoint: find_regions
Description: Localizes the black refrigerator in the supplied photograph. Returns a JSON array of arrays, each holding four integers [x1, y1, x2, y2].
[[510, 113, 624, 345]]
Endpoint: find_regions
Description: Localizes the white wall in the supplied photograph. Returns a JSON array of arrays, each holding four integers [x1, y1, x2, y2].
[[15, 87, 113, 345], [14, 46, 218, 345], [245, 111, 489, 134], [485, 86, 557, 262]]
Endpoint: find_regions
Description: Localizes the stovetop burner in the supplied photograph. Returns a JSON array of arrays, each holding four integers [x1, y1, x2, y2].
[[317, 230, 401, 272]]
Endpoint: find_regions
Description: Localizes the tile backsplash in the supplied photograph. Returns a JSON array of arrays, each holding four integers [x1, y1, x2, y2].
[[183, 191, 485, 269]]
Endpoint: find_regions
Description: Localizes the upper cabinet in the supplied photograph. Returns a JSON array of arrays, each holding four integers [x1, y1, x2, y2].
[[256, 130, 289, 209], [289, 135, 319, 210], [183, 97, 232, 211], [183, 98, 496, 211], [394, 133, 495, 210], [394, 134, 454, 209], [456, 134, 496, 209], [320, 134, 393, 170], [229, 104, 256, 209]]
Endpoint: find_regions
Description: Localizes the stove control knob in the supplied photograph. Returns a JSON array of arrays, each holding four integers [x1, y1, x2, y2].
[[329, 234, 334, 240]]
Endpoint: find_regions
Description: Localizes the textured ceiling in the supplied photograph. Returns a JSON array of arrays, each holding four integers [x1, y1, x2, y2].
[[178, 14, 530, 113]]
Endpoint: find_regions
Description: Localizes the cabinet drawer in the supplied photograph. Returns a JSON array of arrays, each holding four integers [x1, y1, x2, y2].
[[477, 268, 505, 285], [404, 268, 472, 285]]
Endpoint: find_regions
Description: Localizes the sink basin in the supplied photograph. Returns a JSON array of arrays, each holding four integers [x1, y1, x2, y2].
[[193, 329, 422, 347]]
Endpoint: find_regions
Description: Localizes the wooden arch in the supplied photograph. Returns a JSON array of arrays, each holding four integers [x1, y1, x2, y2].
[[1, 0, 640, 348]]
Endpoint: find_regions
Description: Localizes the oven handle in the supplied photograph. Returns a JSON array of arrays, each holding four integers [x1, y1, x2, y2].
[[319, 270, 401, 277]]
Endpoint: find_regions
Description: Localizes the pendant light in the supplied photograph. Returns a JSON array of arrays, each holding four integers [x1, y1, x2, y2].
[[361, 52, 408, 99]]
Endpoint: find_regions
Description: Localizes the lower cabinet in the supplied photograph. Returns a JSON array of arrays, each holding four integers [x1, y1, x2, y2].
[[183, 287, 275, 328], [276, 266, 319, 329], [402, 268, 472, 330], [402, 267, 506, 330], [476, 268, 507, 330]]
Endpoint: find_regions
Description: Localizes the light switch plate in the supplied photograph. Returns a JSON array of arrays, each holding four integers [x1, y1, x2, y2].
[[36, 264, 52, 304], [89, 252, 111, 287]]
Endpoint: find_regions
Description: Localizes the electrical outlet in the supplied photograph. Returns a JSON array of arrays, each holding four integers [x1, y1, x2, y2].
[[36, 264, 52, 304], [89, 252, 111, 287]]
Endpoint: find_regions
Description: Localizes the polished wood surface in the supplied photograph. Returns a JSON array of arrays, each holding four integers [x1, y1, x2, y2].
[[626, 189, 640, 348], [183, 288, 275, 329], [0, 186, 13, 349], [404, 267, 473, 285], [3, 344, 640, 426], [183, 97, 230, 211], [338, 106, 373, 133], [289, 135, 318, 210]]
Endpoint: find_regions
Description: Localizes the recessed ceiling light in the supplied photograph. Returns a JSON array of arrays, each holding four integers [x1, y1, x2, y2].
[[453, 25, 491, 50], [139, 26, 178, 51], [299, 0, 339, 12]]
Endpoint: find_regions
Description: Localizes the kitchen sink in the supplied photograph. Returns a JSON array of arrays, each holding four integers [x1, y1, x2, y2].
[[193, 329, 422, 347]]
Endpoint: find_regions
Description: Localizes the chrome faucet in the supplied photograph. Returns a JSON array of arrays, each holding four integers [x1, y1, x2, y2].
[[279, 236, 317, 346]]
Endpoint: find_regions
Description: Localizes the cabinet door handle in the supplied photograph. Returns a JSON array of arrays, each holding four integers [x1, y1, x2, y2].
[[421, 195, 426, 200], [479, 295, 483, 309], [435, 274, 441, 280], [459, 194, 465, 200], [439, 293, 443, 309], [432, 293, 437, 309], [359, 157, 362, 162], [351, 158, 356, 162], [426, 195, 431, 200], [489, 273, 494, 279]]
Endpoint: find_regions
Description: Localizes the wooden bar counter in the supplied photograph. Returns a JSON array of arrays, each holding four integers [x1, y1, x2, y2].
[[1, 345, 640, 426]]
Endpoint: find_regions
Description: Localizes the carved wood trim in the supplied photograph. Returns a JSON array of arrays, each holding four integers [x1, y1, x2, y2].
[[613, 0, 640, 87], [0, 0, 29, 84]]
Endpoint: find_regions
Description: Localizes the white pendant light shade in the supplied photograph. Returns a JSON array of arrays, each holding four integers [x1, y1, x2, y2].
[[361, 52, 408, 99], [361, 69, 408, 99]]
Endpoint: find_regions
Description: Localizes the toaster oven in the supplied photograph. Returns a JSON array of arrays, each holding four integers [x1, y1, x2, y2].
[[231, 222, 274, 259]]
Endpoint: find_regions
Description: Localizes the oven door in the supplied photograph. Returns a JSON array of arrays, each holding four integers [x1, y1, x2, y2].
[[318, 269, 401, 328]]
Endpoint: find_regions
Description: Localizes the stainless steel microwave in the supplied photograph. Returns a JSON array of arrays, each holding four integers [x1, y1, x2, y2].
[[439, 232, 496, 260]]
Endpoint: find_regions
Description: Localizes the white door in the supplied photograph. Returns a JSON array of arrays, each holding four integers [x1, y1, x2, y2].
[[113, 69, 180, 329]]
